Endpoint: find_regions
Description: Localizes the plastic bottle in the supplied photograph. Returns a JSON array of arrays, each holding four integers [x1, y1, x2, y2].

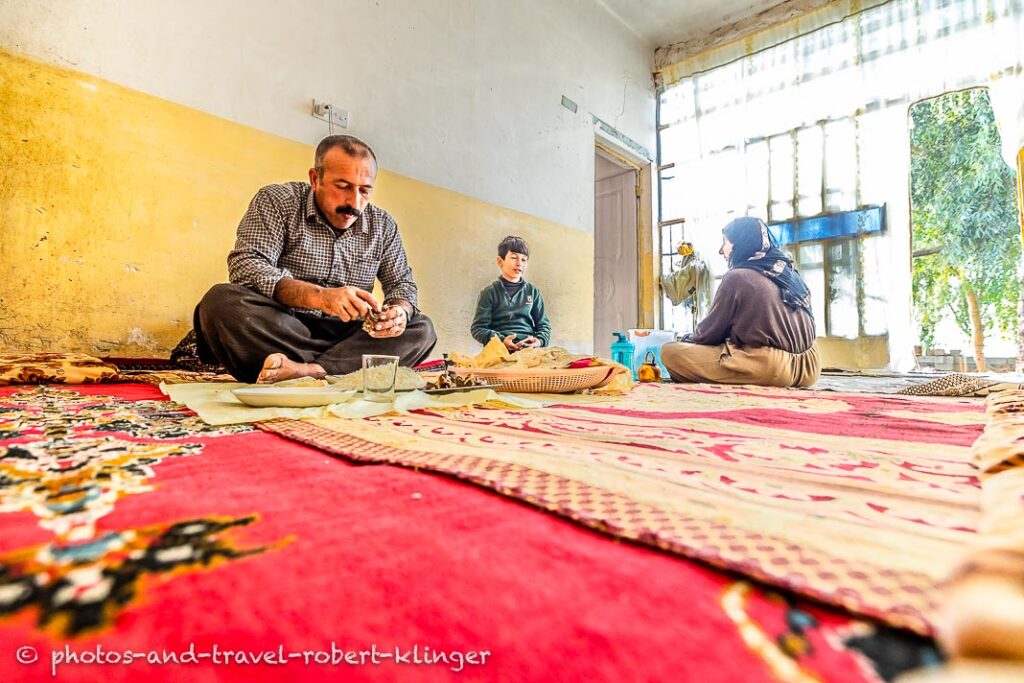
[[610, 332, 636, 380]]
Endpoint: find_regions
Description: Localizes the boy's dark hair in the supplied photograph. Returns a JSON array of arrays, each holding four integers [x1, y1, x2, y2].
[[498, 235, 530, 259]]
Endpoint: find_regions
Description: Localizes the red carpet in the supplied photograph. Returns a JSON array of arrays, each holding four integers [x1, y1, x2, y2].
[[0, 384, 941, 681]]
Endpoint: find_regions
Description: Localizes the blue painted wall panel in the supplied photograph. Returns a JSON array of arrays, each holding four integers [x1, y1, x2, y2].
[[769, 206, 885, 246]]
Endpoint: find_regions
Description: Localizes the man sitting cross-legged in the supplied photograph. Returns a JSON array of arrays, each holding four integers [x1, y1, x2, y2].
[[193, 134, 437, 383]]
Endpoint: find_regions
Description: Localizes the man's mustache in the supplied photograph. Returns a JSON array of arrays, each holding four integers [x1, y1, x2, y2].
[[335, 205, 361, 217]]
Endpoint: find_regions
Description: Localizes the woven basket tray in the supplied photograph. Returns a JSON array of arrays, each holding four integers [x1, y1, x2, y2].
[[452, 365, 615, 393]]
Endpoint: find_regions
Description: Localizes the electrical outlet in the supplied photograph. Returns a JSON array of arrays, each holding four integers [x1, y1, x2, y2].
[[312, 99, 349, 129]]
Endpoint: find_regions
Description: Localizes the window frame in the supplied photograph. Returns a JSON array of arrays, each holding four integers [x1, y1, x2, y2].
[[655, 96, 888, 338]]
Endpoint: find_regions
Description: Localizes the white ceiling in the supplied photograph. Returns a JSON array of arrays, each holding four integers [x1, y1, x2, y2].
[[596, 0, 788, 49]]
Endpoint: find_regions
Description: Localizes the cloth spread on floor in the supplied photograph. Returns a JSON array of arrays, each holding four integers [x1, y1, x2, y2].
[[261, 382, 986, 635], [161, 381, 620, 425]]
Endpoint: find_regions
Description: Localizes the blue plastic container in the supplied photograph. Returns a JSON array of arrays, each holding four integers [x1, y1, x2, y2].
[[610, 332, 636, 380]]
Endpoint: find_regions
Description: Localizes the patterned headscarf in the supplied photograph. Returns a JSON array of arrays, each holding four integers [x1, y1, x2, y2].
[[723, 217, 813, 317]]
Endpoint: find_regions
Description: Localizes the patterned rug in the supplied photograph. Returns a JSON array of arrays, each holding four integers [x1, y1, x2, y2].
[[0, 383, 939, 682], [113, 369, 236, 385], [896, 373, 1024, 398], [261, 382, 987, 635], [809, 371, 1024, 396], [0, 353, 119, 386], [937, 389, 1024, 661], [0, 352, 234, 388], [0, 385, 259, 636]]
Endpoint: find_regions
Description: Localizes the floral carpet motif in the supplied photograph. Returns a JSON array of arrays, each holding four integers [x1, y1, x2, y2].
[[0, 387, 265, 635], [0, 354, 118, 386], [261, 382, 986, 634]]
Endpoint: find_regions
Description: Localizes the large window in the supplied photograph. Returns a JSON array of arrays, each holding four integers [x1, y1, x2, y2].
[[769, 207, 887, 339], [656, 109, 890, 338], [654, 0, 1023, 352]]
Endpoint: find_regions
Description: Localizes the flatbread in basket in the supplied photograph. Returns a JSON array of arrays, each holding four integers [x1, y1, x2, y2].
[[449, 338, 631, 393], [451, 365, 616, 393]]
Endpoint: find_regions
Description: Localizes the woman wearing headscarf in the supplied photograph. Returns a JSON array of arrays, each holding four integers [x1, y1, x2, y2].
[[661, 216, 820, 387]]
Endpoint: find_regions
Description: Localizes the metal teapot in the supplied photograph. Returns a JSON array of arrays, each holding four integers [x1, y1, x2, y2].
[[637, 351, 662, 383]]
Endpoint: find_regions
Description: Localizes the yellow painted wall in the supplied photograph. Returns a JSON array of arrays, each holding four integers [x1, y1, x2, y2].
[[0, 50, 593, 357], [816, 336, 889, 370]]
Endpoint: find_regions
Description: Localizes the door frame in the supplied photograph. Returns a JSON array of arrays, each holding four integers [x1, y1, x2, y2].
[[594, 134, 656, 329]]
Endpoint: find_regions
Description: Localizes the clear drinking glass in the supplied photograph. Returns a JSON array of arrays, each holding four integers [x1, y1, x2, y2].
[[362, 354, 400, 403]]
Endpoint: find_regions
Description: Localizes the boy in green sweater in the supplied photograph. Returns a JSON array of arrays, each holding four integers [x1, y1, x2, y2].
[[471, 236, 551, 352]]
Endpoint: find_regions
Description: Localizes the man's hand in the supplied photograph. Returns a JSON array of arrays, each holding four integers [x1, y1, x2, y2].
[[502, 335, 522, 352], [367, 305, 408, 338], [319, 286, 379, 322], [518, 336, 542, 349]]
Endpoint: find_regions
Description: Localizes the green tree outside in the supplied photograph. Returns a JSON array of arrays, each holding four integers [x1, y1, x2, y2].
[[910, 88, 1021, 371]]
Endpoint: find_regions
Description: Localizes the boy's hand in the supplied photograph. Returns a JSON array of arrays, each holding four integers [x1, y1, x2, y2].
[[502, 335, 522, 352], [518, 336, 541, 349]]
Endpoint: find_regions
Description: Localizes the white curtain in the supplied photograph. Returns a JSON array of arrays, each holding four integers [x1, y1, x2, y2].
[[989, 70, 1024, 169], [662, 0, 1024, 153]]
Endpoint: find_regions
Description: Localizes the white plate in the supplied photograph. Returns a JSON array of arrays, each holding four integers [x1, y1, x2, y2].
[[232, 387, 355, 408]]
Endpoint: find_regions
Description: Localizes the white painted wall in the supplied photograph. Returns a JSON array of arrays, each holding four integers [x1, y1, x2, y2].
[[0, 0, 655, 232]]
